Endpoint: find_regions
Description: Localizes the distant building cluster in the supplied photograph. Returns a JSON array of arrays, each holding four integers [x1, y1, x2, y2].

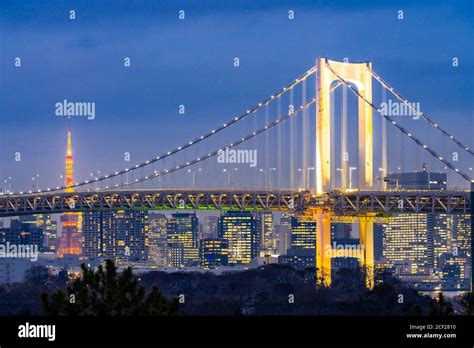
[[0, 207, 470, 291]]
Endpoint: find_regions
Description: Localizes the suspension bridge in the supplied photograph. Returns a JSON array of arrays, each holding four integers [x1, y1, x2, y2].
[[0, 58, 472, 287]]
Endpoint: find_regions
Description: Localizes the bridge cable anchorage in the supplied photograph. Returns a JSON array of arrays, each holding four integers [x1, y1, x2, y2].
[[100, 99, 317, 190], [24, 67, 317, 196], [369, 68, 473, 157], [325, 61, 473, 183]]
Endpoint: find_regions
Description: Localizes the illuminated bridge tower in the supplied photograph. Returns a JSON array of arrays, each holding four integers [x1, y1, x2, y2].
[[58, 126, 82, 256], [313, 58, 374, 287]]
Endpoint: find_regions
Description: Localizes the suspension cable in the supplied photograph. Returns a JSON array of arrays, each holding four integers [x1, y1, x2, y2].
[[99, 99, 317, 190], [369, 68, 473, 156], [325, 60, 472, 182]]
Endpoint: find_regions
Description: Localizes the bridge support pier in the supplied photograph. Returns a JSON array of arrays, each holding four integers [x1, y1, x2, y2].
[[315, 208, 332, 286], [302, 208, 376, 289], [359, 216, 375, 289]]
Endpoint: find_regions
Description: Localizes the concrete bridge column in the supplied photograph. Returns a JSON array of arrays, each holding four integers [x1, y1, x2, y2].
[[359, 216, 375, 289], [315, 208, 332, 286]]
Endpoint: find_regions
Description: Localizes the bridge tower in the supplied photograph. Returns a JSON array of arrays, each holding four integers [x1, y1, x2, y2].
[[314, 58, 374, 287], [315, 57, 373, 194]]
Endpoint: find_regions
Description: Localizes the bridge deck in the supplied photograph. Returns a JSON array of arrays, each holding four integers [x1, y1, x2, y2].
[[0, 189, 470, 217]]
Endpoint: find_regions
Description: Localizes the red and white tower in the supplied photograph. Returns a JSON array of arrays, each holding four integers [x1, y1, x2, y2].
[[58, 126, 82, 256]]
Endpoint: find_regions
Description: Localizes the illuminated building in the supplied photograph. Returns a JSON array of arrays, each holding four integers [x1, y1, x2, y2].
[[0, 219, 43, 251], [200, 239, 228, 268], [82, 210, 149, 261], [383, 214, 433, 277], [152, 244, 168, 267], [436, 214, 471, 288], [58, 126, 82, 256], [19, 214, 57, 252], [256, 212, 274, 256], [383, 212, 471, 289], [381, 172, 470, 289], [166, 213, 199, 266], [148, 213, 168, 266], [432, 214, 453, 270], [453, 214, 471, 258], [149, 213, 167, 240], [289, 217, 316, 251], [167, 243, 184, 268], [279, 249, 315, 270], [218, 211, 257, 265], [204, 216, 219, 240], [41, 216, 58, 252], [275, 224, 289, 256], [82, 212, 102, 258], [278, 217, 316, 270], [276, 212, 293, 255]]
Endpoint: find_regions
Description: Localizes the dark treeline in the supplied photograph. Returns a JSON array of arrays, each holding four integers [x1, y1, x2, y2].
[[0, 262, 473, 316]]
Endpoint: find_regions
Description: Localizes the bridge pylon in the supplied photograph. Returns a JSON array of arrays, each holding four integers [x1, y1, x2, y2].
[[316, 58, 373, 194]]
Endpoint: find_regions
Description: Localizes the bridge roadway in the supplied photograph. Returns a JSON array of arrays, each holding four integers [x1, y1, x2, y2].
[[0, 188, 470, 217]]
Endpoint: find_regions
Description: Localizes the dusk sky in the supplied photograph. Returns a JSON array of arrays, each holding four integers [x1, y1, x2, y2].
[[0, 0, 472, 191]]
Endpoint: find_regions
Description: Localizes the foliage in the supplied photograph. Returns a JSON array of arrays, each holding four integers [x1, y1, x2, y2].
[[428, 292, 453, 316], [456, 292, 474, 315], [41, 259, 179, 316]]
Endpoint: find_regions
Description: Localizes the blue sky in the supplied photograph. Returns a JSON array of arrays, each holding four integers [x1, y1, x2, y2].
[[0, 0, 472, 191]]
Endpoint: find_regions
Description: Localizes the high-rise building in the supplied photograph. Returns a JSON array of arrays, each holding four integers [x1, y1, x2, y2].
[[435, 214, 471, 287], [166, 213, 199, 266], [82, 212, 102, 258], [148, 213, 168, 266], [278, 217, 316, 270], [19, 214, 57, 253], [218, 211, 257, 265], [289, 217, 316, 251], [373, 223, 384, 261], [41, 216, 58, 253], [432, 214, 453, 270], [383, 214, 434, 277], [256, 212, 274, 256], [167, 243, 184, 268], [200, 239, 228, 268], [204, 215, 219, 240], [1, 219, 44, 251], [381, 171, 470, 288], [152, 244, 169, 267], [276, 212, 293, 255], [82, 210, 149, 261], [453, 214, 471, 259], [149, 213, 167, 240], [58, 126, 82, 256], [280, 213, 293, 230], [275, 224, 290, 256]]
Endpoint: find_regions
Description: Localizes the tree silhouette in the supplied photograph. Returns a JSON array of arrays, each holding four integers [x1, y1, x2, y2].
[[457, 292, 474, 315], [428, 292, 453, 316], [41, 259, 179, 316]]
